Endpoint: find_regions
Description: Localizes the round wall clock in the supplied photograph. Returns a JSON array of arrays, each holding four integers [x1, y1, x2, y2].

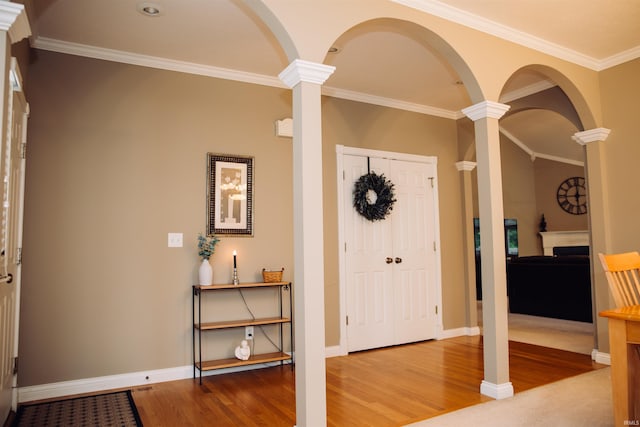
[[556, 176, 587, 215]]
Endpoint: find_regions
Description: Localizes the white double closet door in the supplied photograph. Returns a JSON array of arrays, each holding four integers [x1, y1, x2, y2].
[[343, 151, 440, 353]]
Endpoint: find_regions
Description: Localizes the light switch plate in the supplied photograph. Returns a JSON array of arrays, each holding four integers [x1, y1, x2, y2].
[[168, 233, 183, 247]]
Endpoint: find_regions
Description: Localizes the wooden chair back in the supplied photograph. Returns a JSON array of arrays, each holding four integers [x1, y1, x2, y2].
[[598, 251, 640, 307]]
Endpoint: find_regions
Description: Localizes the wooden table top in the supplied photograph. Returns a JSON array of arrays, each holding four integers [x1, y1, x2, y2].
[[599, 304, 640, 321]]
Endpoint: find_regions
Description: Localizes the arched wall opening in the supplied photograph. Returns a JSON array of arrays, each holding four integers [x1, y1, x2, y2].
[[318, 17, 484, 354]]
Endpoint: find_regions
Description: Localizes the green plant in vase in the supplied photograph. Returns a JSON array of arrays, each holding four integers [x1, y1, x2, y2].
[[197, 233, 220, 285], [198, 233, 220, 260]]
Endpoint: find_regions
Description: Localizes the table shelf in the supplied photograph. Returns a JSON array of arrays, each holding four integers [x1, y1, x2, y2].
[[192, 281, 293, 384]]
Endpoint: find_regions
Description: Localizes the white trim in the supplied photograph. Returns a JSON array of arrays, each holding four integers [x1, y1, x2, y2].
[[391, 0, 637, 71], [599, 45, 640, 70], [438, 326, 481, 339], [572, 128, 611, 145], [325, 345, 346, 358], [32, 37, 553, 122], [500, 128, 585, 167], [279, 59, 335, 88], [322, 86, 461, 120], [455, 161, 476, 172], [480, 380, 514, 399], [32, 37, 287, 89], [0, 2, 30, 44], [462, 101, 510, 121], [335, 145, 443, 355], [17, 360, 292, 403], [592, 350, 611, 365], [498, 79, 556, 104]]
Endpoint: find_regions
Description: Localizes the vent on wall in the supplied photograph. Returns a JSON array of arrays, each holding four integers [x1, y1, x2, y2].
[[275, 118, 293, 138]]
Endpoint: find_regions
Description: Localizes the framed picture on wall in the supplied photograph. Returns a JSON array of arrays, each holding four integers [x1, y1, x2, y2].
[[207, 153, 254, 236]]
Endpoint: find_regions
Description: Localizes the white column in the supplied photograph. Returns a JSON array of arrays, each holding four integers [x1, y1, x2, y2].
[[455, 161, 479, 330], [462, 101, 513, 399], [279, 59, 335, 427], [572, 128, 610, 359]]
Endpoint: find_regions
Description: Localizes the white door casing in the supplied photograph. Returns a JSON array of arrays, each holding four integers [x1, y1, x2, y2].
[[337, 146, 442, 354], [0, 59, 28, 420]]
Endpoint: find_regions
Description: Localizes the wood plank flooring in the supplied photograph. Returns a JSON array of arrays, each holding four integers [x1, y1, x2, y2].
[[130, 336, 606, 426]]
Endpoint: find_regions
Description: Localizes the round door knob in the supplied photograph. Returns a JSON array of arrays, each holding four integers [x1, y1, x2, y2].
[[385, 257, 393, 264], [395, 257, 402, 264]]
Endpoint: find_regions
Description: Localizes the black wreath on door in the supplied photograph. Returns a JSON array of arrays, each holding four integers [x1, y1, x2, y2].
[[353, 172, 396, 221]]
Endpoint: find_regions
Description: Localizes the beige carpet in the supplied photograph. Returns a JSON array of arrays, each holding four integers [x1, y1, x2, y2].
[[478, 302, 595, 355], [507, 312, 594, 355], [407, 367, 613, 426]]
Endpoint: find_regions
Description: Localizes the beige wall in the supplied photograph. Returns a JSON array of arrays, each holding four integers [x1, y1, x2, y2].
[[599, 58, 640, 252], [18, 39, 630, 389], [21, 50, 466, 386], [21, 51, 295, 385], [321, 97, 464, 339], [534, 159, 589, 234]]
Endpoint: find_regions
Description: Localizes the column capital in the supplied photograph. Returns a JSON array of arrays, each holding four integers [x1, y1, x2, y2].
[[572, 128, 611, 146], [0, 2, 31, 44], [279, 59, 336, 88], [456, 161, 477, 172], [462, 101, 510, 121]]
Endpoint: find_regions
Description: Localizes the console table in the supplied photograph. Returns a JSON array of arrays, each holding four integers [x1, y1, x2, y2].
[[600, 305, 640, 425], [192, 281, 293, 384]]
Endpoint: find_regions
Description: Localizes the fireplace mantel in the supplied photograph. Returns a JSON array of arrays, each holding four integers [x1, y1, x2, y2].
[[539, 231, 589, 256]]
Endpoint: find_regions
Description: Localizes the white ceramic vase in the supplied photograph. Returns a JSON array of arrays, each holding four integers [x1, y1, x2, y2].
[[198, 258, 213, 285]]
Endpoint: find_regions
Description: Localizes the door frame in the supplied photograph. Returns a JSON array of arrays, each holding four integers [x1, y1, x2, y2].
[[335, 145, 443, 355]]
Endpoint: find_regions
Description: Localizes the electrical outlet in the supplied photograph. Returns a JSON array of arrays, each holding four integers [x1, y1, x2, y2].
[[245, 326, 254, 340]]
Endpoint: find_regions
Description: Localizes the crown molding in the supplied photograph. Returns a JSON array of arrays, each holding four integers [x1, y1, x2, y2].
[[322, 86, 460, 119], [499, 79, 556, 104], [0, 2, 31, 43], [32, 36, 286, 89], [598, 45, 640, 71], [500, 128, 584, 166], [32, 37, 560, 122], [391, 0, 638, 71]]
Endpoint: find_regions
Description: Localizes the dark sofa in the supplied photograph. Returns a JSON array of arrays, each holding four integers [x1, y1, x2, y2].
[[506, 254, 592, 322]]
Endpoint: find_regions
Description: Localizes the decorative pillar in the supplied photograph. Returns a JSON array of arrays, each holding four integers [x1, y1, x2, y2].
[[279, 59, 335, 426], [572, 128, 611, 360], [462, 101, 513, 399], [455, 161, 479, 331]]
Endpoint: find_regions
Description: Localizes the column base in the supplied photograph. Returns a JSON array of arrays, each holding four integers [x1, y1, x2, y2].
[[480, 380, 514, 399]]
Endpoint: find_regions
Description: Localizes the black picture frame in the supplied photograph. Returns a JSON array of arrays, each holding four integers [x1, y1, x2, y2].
[[207, 153, 254, 236]]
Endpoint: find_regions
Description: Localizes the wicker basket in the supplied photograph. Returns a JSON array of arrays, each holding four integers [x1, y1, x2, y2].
[[262, 268, 284, 283]]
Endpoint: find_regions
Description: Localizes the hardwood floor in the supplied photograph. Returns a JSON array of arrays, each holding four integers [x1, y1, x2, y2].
[[130, 336, 605, 426]]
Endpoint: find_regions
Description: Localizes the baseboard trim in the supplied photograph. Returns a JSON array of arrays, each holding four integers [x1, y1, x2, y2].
[[480, 380, 514, 399], [18, 360, 292, 403], [438, 326, 481, 339], [325, 345, 345, 358], [592, 349, 611, 365]]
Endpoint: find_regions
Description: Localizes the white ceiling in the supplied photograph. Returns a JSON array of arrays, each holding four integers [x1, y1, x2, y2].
[[24, 0, 640, 165]]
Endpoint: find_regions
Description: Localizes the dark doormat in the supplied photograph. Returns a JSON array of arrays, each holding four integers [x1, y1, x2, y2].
[[12, 390, 143, 426]]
